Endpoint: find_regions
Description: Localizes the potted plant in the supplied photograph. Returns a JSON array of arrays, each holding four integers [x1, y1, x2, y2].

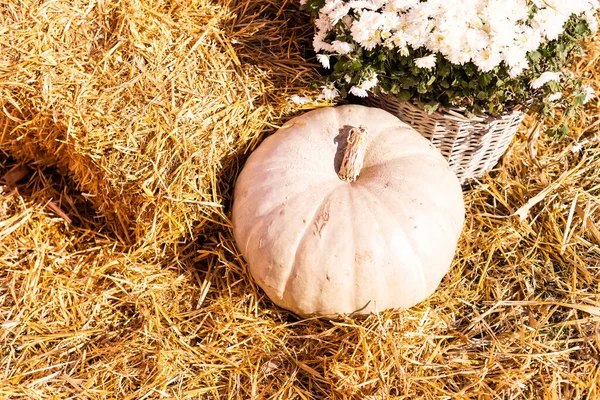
[[297, 0, 599, 182]]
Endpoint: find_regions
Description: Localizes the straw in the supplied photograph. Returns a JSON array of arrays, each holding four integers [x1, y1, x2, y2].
[[0, 0, 324, 250]]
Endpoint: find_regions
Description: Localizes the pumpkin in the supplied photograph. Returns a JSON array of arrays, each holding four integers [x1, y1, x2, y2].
[[232, 105, 465, 317]]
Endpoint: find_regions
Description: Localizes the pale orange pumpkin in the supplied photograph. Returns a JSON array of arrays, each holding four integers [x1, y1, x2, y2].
[[232, 105, 464, 317]]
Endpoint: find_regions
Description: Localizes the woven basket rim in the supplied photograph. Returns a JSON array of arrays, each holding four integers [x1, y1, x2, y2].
[[364, 93, 527, 184], [371, 92, 528, 124]]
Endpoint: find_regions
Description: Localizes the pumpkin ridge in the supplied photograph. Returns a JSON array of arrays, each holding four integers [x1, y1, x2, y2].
[[239, 181, 337, 264], [351, 184, 398, 311], [355, 184, 427, 306], [244, 178, 337, 224], [280, 185, 341, 312], [364, 122, 407, 146], [239, 168, 334, 189], [346, 185, 358, 314], [361, 172, 464, 238], [365, 176, 461, 294], [308, 187, 356, 316], [346, 184, 385, 313]]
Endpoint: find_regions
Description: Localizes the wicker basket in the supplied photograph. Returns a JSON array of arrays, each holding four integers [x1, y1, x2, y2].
[[365, 94, 526, 184]]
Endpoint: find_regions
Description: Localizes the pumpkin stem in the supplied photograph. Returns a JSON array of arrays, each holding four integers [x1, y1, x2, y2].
[[338, 126, 368, 182]]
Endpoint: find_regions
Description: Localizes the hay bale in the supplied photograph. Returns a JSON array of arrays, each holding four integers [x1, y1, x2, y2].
[[0, 0, 323, 247]]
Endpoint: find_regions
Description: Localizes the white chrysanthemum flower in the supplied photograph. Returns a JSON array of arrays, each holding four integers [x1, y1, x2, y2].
[[582, 84, 595, 104], [359, 74, 379, 91], [332, 40, 355, 55], [414, 54, 437, 69], [466, 29, 489, 53], [508, 58, 530, 78], [490, 25, 517, 49], [290, 95, 311, 105], [357, 36, 380, 51], [348, 0, 384, 11], [315, 16, 333, 32], [398, 46, 410, 56], [321, 0, 344, 15], [530, 71, 562, 89], [503, 46, 528, 69], [328, 4, 351, 25], [516, 26, 543, 53], [317, 54, 331, 69], [320, 85, 340, 100], [316, 54, 331, 69], [349, 86, 369, 97], [446, 49, 472, 65], [346, 74, 379, 98], [532, 8, 569, 41], [350, 11, 384, 50], [547, 92, 563, 102], [426, 30, 446, 53], [473, 47, 502, 72], [382, 38, 395, 49], [404, 19, 431, 48], [385, 0, 420, 12], [380, 11, 401, 32], [313, 32, 333, 52], [390, 31, 409, 54]]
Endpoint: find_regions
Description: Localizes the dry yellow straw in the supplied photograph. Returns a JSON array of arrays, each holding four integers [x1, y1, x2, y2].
[[1, 0, 600, 398], [0, 0, 325, 250]]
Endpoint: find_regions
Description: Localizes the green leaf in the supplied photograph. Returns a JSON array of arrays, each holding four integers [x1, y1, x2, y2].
[[575, 22, 588, 35], [396, 90, 411, 102], [547, 81, 560, 92], [438, 63, 450, 78], [402, 77, 418, 89], [529, 51, 542, 62], [423, 101, 440, 114], [348, 60, 363, 71], [478, 74, 492, 87]]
